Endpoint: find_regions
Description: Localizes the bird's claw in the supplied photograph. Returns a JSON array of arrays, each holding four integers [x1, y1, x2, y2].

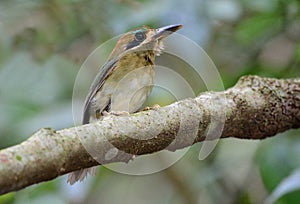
[[103, 111, 130, 117], [143, 104, 161, 111]]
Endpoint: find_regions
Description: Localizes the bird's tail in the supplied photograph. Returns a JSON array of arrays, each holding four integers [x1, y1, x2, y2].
[[67, 167, 98, 185]]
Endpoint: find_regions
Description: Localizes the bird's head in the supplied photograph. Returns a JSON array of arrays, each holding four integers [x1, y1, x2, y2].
[[109, 24, 182, 59]]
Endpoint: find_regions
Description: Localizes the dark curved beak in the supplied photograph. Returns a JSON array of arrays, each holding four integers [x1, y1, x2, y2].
[[154, 24, 183, 40]]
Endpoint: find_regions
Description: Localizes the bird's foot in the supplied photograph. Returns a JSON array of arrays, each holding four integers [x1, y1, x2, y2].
[[102, 111, 130, 117], [131, 154, 136, 160], [143, 104, 161, 111]]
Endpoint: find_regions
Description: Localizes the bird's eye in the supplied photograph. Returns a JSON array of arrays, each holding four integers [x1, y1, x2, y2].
[[134, 32, 146, 41]]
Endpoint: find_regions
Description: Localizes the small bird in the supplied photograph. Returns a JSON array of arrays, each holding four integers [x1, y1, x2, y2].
[[67, 24, 182, 184]]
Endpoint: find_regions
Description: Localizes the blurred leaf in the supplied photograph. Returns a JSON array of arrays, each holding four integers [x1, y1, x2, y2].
[[265, 168, 300, 204], [12, 179, 62, 204], [0, 192, 15, 204], [256, 130, 300, 204], [235, 13, 282, 45], [25, 180, 57, 198]]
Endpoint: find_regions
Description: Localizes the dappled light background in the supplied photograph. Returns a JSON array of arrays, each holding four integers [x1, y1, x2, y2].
[[0, 0, 299, 204]]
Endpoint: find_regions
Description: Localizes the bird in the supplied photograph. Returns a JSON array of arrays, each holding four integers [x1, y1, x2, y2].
[[67, 24, 182, 184]]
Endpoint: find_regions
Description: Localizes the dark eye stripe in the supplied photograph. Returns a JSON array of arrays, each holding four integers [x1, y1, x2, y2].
[[126, 39, 141, 50]]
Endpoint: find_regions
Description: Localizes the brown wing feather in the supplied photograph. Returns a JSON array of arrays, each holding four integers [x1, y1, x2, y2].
[[82, 59, 118, 124]]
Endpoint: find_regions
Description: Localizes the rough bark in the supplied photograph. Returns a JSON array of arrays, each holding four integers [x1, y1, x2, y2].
[[0, 75, 299, 195]]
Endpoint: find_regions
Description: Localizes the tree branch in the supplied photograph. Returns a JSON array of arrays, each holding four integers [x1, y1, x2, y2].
[[0, 75, 299, 195]]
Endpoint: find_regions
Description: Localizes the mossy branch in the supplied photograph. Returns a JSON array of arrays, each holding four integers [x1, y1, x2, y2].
[[0, 75, 299, 195]]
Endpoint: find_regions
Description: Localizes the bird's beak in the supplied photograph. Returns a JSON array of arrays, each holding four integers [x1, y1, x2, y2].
[[154, 24, 183, 40]]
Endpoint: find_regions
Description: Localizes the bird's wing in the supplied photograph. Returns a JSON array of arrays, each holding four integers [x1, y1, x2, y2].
[[82, 59, 118, 124]]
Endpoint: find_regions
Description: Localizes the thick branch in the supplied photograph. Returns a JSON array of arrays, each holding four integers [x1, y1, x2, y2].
[[0, 75, 299, 194]]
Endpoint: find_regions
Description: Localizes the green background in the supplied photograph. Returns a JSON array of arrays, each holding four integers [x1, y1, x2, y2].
[[0, 0, 299, 203]]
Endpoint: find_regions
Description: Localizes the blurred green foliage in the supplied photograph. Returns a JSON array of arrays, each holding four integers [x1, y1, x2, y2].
[[256, 129, 300, 204], [235, 13, 282, 45], [0, 0, 299, 203]]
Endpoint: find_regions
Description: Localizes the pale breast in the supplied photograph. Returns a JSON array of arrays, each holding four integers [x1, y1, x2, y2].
[[90, 51, 155, 120]]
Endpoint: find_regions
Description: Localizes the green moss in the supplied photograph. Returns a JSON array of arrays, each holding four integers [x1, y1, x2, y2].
[[121, 135, 128, 140], [226, 107, 233, 116], [16, 155, 22, 161]]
